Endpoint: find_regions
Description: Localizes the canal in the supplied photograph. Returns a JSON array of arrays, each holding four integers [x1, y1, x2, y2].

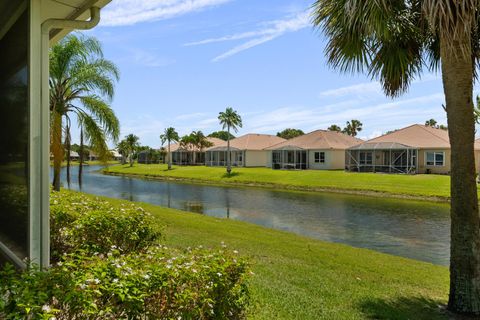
[[58, 165, 451, 265]]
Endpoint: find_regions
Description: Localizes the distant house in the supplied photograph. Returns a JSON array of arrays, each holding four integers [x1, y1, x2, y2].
[[170, 137, 224, 165], [69, 151, 80, 161], [206, 134, 286, 167], [110, 150, 122, 161], [346, 124, 480, 174], [89, 152, 98, 161], [266, 130, 363, 170]]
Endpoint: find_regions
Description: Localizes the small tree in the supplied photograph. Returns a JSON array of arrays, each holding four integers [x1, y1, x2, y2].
[[160, 127, 180, 170], [218, 107, 243, 175], [327, 125, 342, 132], [208, 131, 235, 141], [124, 134, 139, 167], [276, 128, 305, 139]]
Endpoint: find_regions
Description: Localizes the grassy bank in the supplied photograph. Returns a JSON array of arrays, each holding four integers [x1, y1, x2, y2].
[[76, 190, 449, 319], [104, 164, 453, 201]]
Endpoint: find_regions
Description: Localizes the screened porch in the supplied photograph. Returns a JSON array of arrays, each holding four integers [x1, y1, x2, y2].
[[172, 150, 206, 165], [205, 147, 244, 167], [346, 142, 418, 174], [271, 148, 307, 170]]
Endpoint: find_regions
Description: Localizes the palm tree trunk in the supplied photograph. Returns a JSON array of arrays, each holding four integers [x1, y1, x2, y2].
[[227, 126, 231, 174], [65, 125, 71, 187], [441, 34, 480, 315], [78, 128, 84, 188], [52, 111, 63, 192], [168, 142, 172, 170]]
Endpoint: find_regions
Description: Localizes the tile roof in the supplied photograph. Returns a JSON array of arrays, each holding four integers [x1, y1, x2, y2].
[[266, 130, 363, 150], [207, 134, 286, 151], [169, 137, 224, 152]]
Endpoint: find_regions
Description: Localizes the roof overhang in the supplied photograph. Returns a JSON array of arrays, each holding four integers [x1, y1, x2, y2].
[[42, 0, 111, 43]]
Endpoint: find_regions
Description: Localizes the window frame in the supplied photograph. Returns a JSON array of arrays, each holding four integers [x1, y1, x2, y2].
[[314, 151, 326, 164], [425, 151, 445, 167]]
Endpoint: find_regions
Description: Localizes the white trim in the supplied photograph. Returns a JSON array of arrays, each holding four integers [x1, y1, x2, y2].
[[425, 151, 445, 167]]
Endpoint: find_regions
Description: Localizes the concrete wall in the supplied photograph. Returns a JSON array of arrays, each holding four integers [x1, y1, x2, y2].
[[245, 150, 269, 167], [307, 150, 345, 170]]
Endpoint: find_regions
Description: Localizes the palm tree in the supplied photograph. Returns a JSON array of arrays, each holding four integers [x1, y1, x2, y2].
[[218, 107, 242, 174], [50, 34, 120, 191], [124, 134, 139, 167], [160, 127, 179, 170], [191, 131, 213, 164], [313, 1, 480, 314], [342, 120, 363, 137], [327, 124, 342, 132], [117, 139, 129, 165]]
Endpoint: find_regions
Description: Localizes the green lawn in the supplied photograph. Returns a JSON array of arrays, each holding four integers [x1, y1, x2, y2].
[[81, 191, 450, 319], [104, 164, 453, 200], [51, 160, 120, 167]]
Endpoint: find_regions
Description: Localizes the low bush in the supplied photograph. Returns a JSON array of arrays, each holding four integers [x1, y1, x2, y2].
[[0, 190, 250, 319], [50, 191, 161, 261]]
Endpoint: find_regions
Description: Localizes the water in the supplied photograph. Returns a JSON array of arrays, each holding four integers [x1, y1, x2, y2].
[[58, 165, 451, 265]]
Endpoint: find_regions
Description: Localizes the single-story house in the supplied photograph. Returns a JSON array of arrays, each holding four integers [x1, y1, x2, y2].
[[265, 130, 363, 170], [170, 137, 224, 165], [69, 151, 80, 161], [346, 124, 480, 174], [110, 150, 122, 161], [206, 134, 286, 167]]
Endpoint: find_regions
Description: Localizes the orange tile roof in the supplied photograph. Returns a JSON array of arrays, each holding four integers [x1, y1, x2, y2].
[[266, 130, 363, 150], [365, 124, 451, 148], [207, 134, 286, 151], [169, 137, 224, 152]]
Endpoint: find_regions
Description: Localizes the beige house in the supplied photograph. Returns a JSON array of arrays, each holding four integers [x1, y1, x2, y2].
[[346, 124, 480, 174], [170, 137, 224, 165], [265, 130, 363, 170], [206, 134, 285, 167]]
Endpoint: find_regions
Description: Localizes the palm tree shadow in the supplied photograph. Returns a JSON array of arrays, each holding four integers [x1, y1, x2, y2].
[[359, 296, 451, 320], [222, 172, 241, 178]]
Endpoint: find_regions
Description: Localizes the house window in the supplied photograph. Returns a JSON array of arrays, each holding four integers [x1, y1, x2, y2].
[[426, 151, 445, 166], [359, 152, 373, 165], [314, 152, 325, 163]]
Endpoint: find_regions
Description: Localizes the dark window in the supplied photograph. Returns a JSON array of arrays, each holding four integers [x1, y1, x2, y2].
[[314, 152, 325, 163], [0, 9, 29, 260]]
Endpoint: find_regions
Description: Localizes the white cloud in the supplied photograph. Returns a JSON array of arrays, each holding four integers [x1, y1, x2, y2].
[[101, 0, 232, 27], [320, 82, 382, 98], [185, 11, 311, 62]]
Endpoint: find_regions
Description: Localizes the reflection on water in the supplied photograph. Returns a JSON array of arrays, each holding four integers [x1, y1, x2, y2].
[[58, 165, 451, 265]]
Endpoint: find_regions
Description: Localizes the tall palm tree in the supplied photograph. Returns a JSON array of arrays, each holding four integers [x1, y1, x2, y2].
[[342, 120, 363, 137], [124, 134, 139, 167], [313, 0, 480, 314], [160, 127, 179, 170], [218, 107, 242, 174], [50, 33, 120, 191]]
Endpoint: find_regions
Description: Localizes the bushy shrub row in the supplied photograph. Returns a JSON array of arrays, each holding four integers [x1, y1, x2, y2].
[[50, 191, 161, 262], [0, 190, 250, 319]]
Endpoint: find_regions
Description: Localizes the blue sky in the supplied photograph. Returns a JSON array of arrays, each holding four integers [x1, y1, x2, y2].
[[84, 0, 453, 147]]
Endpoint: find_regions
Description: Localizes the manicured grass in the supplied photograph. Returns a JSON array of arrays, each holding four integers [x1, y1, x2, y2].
[[104, 164, 453, 200], [77, 191, 450, 319]]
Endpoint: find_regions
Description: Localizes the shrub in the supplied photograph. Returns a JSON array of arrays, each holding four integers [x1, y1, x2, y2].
[[0, 190, 250, 319], [0, 246, 249, 319], [50, 191, 161, 261]]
